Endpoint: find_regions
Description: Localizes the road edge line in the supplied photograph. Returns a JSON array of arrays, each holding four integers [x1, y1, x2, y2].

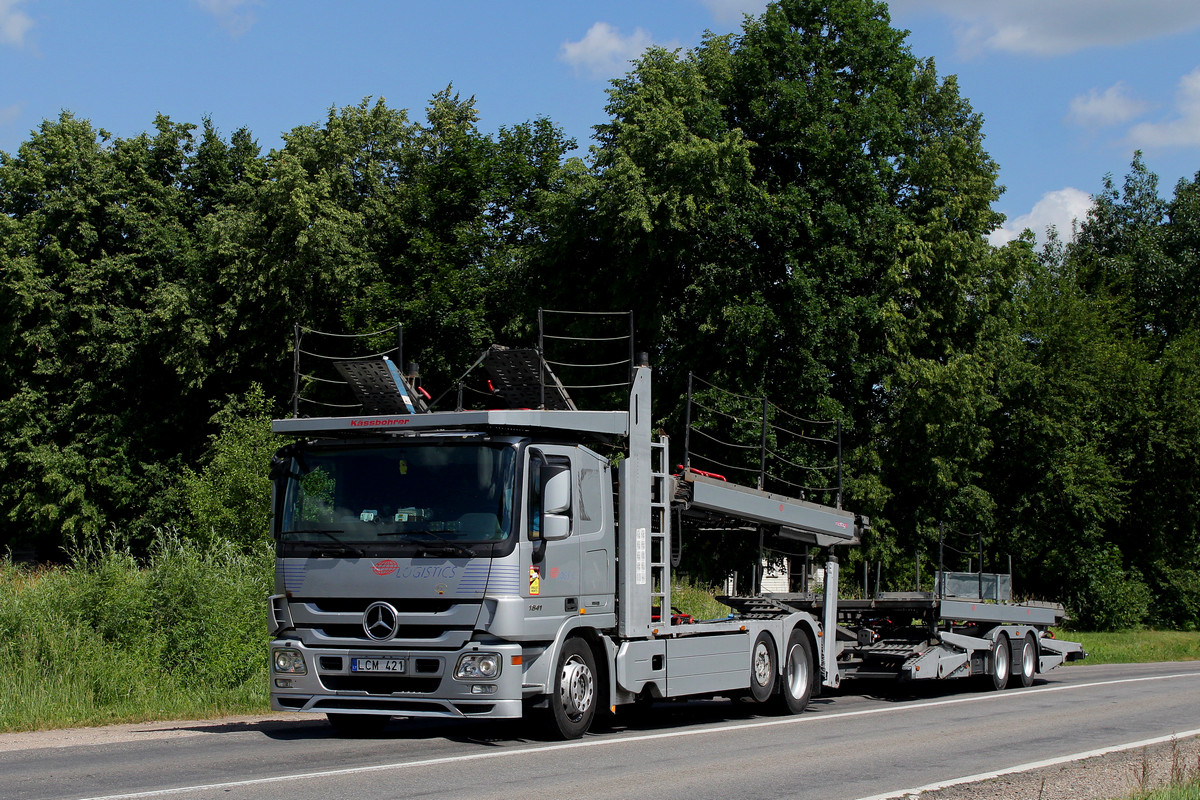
[[854, 728, 1200, 800]]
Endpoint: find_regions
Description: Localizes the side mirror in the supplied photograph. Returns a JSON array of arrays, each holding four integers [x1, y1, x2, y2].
[[541, 513, 570, 541], [542, 467, 571, 515], [530, 459, 572, 542]]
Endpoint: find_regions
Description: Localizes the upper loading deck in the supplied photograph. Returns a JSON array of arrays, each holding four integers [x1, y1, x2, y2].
[[678, 470, 863, 546], [272, 408, 629, 439]]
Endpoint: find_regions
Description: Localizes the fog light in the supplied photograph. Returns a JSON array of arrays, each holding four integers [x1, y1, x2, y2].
[[272, 647, 307, 675], [455, 652, 502, 679], [471, 684, 497, 694], [275, 678, 294, 688]]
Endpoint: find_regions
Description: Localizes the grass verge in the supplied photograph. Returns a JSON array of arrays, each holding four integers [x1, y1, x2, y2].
[[1124, 737, 1200, 799], [1132, 786, 1200, 800], [0, 534, 272, 733], [1064, 630, 1200, 665]]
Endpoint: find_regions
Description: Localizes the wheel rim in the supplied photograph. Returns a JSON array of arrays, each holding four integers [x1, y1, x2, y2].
[[995, 639, 1009, 683], [560, 654, 594, 721], [785, 644, 809, 698], [1023, 639, 1036, 678], [753, 641, 773, 687]]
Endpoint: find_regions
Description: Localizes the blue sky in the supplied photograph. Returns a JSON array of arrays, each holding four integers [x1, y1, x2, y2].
[[3, 0, 1200, 246]]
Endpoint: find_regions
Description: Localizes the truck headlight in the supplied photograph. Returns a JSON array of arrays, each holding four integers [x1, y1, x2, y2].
[[455, 652, 501, 679], [272, 647, 307, 675]]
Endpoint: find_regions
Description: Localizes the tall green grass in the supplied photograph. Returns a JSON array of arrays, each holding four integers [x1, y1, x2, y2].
[[0, 534, 272, 732], [1132, 785, 1200, 800], [1066, 630, 1200, 665], [1124, 737, 1200, 800], [671, 577, 733, 621]]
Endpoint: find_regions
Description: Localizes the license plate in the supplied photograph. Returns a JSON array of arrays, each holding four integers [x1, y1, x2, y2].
[[351, 657, 405, 673]]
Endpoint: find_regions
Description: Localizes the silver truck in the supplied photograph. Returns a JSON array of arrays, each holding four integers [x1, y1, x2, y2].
[[267, 341, 1083, 739]]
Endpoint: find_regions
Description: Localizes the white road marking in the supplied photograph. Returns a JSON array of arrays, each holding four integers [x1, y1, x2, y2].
[[854, 727, 1200, 800], [69, 670, 1200, 800]]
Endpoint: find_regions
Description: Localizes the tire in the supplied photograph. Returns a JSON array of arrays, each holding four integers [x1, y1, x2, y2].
[[1017, 633, 1037, 688], [990, 634, 1011, 691], [551, 638, 598, 739], [775, 628, 815, 715], [749, 631, 778, 703], [326, 713, 391, 736]]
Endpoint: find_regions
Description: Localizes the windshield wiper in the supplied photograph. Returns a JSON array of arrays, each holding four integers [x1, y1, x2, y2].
[[378, 529, 474, 557], [283, 529, 366, 557]]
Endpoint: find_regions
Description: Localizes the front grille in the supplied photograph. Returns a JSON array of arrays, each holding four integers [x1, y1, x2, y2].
[[307, 598, 455, 614], [321, 676, 441, 694], [315, 625, 472, 641]]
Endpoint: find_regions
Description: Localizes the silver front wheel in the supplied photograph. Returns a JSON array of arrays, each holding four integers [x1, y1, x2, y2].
[[551, 638, 597, 739]]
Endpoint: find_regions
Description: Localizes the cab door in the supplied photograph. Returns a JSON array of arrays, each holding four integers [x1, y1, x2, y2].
[[522, 445, 581, 634]]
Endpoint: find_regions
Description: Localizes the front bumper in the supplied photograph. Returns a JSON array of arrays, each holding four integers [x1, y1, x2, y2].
[[269, 638, 525, 719]]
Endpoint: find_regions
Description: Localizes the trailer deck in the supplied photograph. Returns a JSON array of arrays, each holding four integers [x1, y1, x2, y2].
[[762, 591, 1068, 627]]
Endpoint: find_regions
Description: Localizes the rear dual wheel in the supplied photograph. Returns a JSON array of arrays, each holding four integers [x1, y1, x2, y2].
[[749, 629, 815, 714], [1017, 633, 1038, 688], [990, 634, 1011, 691], [750, 632, 777, 703], [776, 629, 815, 714], [990, 632, 1038, 691]]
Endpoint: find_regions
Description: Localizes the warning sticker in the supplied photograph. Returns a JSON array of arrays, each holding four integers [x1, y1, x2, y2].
[[529, 565, 541, 596]]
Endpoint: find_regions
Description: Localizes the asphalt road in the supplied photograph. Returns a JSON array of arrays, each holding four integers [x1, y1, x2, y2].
[[4, 661, 1199, 800]]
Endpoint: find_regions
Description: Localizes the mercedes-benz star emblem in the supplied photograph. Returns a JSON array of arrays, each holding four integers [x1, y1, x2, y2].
[[363, 601, 400, 641]]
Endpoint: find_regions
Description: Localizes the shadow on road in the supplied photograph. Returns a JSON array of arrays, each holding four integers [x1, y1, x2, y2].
[[144, 674, 1063, 749]]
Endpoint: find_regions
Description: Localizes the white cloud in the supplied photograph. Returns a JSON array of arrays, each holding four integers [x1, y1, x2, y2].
[[1067, 82, 1150, 128], [1127, 66, 1200, 149], [0, 0, 33, 48], [887, 0, 1200, 57], [193, 0, 257, 38], [560, 22, 659, 79], [698, 0, 769, 25], [989, 187, 1094, 247]]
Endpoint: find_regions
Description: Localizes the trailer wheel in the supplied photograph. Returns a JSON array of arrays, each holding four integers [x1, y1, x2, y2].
[[326, 713, 391, 736], [749, 631, 778, 703], [551, 638, 597, 739], [1017, 633, 1037, 688], [775, 629, 814, 715], [990, 634, 1011, 691]]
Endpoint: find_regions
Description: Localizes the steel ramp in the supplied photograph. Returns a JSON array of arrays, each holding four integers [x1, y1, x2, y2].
[[334, 357, 428, 414], [482, 345, 576, 410]]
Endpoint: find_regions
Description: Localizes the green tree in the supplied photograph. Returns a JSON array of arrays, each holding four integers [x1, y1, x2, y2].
[[975, 158, 1200, 628], [0, 113, 204, 553], [547, 0, 1006, 582], [1058, 161, 1200, 626], [0, 96, 576, 555], [0, 111, 276, 555], [177, 384, 278, 549]]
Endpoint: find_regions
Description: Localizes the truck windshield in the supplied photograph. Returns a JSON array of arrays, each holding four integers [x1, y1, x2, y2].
[[278, 443, 516, 544]]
